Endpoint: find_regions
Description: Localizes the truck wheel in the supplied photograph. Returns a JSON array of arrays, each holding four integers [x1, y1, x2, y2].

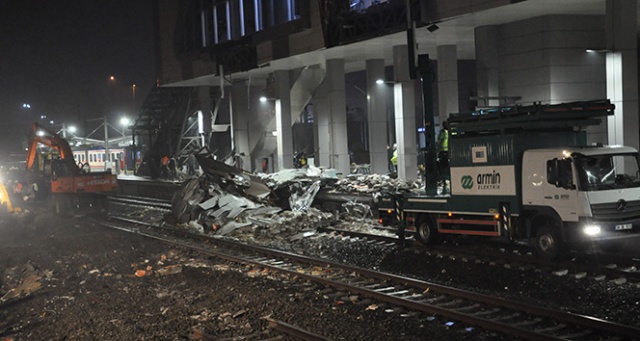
[[534, 224, 562, 261], [415, 215, 439, 245]]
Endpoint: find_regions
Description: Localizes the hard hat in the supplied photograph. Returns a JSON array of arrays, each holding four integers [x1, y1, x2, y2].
[[393, 143, 397, 149]]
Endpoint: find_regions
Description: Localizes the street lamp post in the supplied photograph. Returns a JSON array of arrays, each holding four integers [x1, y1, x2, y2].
[[132, 84, 136, 108], [109, 75, 137, 110], [120, 117, 130, 138], [60, 123, 77, 139]]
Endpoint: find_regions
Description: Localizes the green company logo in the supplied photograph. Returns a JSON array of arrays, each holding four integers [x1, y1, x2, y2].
[[461, 175, 474, 189]]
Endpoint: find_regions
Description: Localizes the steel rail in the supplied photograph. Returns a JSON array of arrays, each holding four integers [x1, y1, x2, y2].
[[107, 195, 172, 211], [317, 226, 403, 244], [266, 318, 334, 341]]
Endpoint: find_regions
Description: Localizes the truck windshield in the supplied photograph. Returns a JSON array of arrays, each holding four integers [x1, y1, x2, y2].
[[574, 153, 640, 191]]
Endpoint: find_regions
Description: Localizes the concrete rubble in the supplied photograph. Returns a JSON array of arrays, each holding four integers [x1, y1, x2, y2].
[[170, 151, 422, 240]]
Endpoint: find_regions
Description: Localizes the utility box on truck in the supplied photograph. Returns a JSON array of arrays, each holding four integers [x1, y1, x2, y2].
[[380, 100, 640, 259]]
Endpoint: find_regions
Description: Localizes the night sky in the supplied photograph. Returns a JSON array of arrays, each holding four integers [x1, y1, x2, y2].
[[0, 0, 156, 159]]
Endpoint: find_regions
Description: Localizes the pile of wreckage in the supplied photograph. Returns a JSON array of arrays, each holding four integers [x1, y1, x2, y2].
[[171, 152, 423, 242]]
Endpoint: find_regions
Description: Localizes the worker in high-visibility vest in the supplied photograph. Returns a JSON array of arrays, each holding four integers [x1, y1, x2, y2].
[[390, 143, 398, 172], [437, 120, 449, 157]]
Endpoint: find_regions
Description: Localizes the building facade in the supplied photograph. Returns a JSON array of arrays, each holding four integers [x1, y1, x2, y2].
[[137, 0, 637, 180]]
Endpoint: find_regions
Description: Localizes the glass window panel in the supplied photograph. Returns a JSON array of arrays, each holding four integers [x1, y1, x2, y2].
[[216, 4, 228, 43]]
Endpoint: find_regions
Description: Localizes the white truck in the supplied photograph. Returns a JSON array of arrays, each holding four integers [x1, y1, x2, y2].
[[379, 100, 640, 259]]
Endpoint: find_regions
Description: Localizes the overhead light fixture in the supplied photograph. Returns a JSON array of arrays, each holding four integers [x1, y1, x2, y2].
[[427, 24, 439, 33], [376, 79, 394, 85]]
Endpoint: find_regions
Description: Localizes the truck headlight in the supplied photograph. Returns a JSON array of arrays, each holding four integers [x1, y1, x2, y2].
[[583, 224, 602, 236]]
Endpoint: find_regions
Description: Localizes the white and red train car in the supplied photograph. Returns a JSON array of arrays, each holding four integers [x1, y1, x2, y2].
[[72, 148, 127, 173]]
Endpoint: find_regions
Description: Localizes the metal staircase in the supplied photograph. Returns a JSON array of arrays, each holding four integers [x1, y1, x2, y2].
[[131, 86, 199, 178]]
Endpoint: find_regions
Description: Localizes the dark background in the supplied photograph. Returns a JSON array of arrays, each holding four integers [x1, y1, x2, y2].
[[0, 0, 156, 160]]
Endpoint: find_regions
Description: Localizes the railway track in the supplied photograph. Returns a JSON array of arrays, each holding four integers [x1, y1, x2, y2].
[[318, 225, 640, 285], [101, 207, 640, 340], [106, 194, 640, 285], [107, 195, 172, 212]]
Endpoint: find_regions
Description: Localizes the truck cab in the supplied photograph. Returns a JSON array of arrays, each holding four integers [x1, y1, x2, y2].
[[523, 146, 640, 256]]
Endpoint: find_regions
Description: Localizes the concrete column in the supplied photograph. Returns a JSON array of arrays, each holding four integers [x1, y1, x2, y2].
[[437, 45, 459, 121], [314, 80, 331, 167], [393, 45, 418, 180], [475, 26, 500, 107], [326, 59, 350, 176], [366, 59, 389, 174], [230, 80, 251, 171], [274, 70, 294, 170], [198, 86, 212, 148], [606, 0, 639, 157]]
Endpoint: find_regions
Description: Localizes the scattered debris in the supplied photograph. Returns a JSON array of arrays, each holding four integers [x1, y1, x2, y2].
[[156, 265, 183, 276], [1, 275, 42, 302], [1, 264, 45, 303], [135, 269, 148, 277]]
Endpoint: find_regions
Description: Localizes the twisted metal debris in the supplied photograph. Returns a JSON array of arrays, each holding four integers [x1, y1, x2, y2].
[[171, 151, 421, 240]]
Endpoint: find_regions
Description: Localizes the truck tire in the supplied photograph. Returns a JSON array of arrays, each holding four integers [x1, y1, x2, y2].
[[533, 224, 563, 261], [415, 215, 440, 245]]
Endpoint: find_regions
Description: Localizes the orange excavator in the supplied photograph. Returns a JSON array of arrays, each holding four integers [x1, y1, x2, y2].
[[25, 122, 117, 196]]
